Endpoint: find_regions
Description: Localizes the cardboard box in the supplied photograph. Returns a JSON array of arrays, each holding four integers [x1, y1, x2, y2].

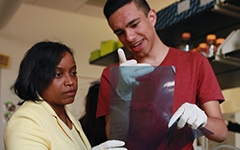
[[90, 49, 100, 62], [100, 40, 117, 56]]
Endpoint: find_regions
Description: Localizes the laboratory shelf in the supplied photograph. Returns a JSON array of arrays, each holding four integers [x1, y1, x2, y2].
[[89, 47, 132, 66], [156, 3, 240, 48], [209, 49, 240, 89], [225, 49, 240, 58]]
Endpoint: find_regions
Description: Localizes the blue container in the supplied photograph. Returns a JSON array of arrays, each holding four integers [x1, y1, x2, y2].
[[199, 0, 216, 11], [155, 2, 178, 31], [177, 0, 200, 22], [155, 0, 216, 31]]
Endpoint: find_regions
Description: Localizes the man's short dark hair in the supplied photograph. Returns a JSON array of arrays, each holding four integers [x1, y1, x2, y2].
[[104, 0, 151, 20]]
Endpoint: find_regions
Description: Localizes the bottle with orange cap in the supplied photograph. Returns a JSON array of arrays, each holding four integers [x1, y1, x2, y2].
[[178, 32, 193, 51], [215, 38, 225, 54], [198, 43, 209, 57], [206, 34, 217, 57]]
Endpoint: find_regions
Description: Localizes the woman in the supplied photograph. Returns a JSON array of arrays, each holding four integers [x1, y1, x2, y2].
[[4, 41, 126, 150]]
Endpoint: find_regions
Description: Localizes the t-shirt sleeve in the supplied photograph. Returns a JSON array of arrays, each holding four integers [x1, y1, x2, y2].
[[196, 54, 225, 104]]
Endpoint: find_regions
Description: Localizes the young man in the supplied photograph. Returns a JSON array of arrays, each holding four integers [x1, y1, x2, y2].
[[96, 0, 228, 149]]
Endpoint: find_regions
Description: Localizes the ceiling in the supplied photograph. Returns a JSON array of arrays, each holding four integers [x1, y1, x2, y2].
[[0, 0, 177, 29], [23, 0, 177, 18]]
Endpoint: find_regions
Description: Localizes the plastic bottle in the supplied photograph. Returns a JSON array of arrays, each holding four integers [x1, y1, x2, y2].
[[198, 43, 209, 57], [215, 38, 225, 54], [178, 32, 193, 51], [206, 34, 217, 57]]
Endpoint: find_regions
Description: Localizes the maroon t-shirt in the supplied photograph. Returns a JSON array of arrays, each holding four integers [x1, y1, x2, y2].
[[97, 47, 224, 150]]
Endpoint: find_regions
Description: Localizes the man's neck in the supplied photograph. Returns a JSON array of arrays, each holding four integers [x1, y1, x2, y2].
[[135, 41, 169, 66]]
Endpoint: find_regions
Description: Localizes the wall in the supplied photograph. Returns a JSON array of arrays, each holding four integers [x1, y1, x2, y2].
[[221, 87, 240, 114], [0, 37, 29, 150], [0, 3, 116, 149]]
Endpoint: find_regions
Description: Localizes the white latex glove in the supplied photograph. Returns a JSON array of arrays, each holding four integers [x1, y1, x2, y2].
[[92, 140, 127, 150], [116, 48, 154, 101], [168, 102, 207, 130]]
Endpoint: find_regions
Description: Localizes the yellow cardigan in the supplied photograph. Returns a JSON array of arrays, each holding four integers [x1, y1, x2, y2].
[[4, 100, 92, 150]]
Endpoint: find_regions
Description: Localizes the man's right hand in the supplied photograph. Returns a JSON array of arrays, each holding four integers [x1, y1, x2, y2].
[[116, 48, 154, 101]]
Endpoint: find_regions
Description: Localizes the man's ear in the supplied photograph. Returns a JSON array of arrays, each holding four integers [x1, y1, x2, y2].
[[148, 9, 157, 27]]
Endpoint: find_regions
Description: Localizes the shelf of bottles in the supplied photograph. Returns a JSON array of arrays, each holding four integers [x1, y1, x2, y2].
[[155, 0, 240, 89], [156, 0, 240, 49]]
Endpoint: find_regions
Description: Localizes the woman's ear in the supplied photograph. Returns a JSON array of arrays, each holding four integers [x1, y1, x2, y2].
[[148, 9, 157, 27]]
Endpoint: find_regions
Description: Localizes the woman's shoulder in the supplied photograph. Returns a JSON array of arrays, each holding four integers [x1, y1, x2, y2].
[[9, 101, 47, 120], [5, 101, 47, 131]]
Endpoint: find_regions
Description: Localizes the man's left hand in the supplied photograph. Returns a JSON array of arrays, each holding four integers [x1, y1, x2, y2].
[[168, 102, 207, 130]]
